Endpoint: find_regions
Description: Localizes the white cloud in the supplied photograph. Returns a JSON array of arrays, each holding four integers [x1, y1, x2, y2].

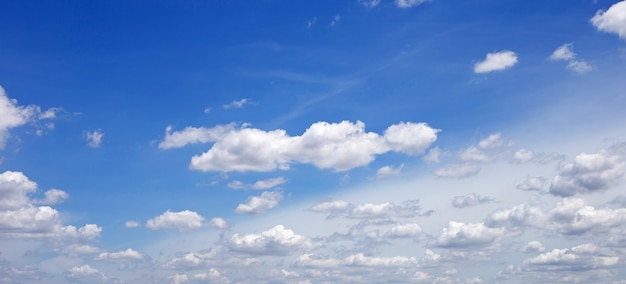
[[359, 0, 381, 8], [180, 120, 438, 172], [223, 98, 250, 109], [146, 210, 204, 231], [296, 253, 418, 267], [228, 177, 286, 190], [516, 176, 547, 191], [235, 191, 282, 214], [566, 60, 594, 74], [85, 129, 104, 148], [330, 14, 341, 26], [169, 273, 189, 284], [228, 225, 316, 255], [194, 268, 230, 283], [209, 217, 229, 229], [125, 220, 140, 228], [33, 189, 68, 205], [451, 193, 494, 208], [384, 223, 422, 238], [591, 0, 626, 40], [474, 50, 518, 73], [66, 265, 106, 280], [423, 147, 442, 163], [95, 248, 143, 261], [349, 200, 425, 219], [159, 124, 235, 149], [395, 0, 429, 8], [513, 149, 534, 162], [434, 221, 505, 248], [0, 86, 57, 149], [376, 164, 403, 178], [435, 163, 480, 178], [524, 243, 619, 271], [522, 241, 545, 253], [547, 198, 626, 235], [310, 200, 352, 212], [549, 143, 626, 196], [549, 43, 576, 61], [460, 133, 507, 162], [485, 203, 543, 230]]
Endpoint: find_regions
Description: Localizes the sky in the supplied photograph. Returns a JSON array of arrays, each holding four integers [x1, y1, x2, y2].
[[1, 0, 626, 283]]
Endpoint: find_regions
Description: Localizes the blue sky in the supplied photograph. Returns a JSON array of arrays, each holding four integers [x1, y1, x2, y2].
[[1, 0, 626, 283]]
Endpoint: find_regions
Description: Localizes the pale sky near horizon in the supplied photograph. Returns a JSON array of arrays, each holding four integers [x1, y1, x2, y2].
[[1, 0, 626, 283]]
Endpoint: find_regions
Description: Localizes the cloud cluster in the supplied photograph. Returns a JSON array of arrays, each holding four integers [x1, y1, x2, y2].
[[161, 121, 439, 172], [146, 210, 205, 231], [549, 43, 593, 74], [434, 221, 505, 248], [228, 225, 316, 255], [524, 243, 618, 271]]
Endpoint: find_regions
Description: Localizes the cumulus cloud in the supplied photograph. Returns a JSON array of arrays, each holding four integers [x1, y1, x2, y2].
[[384, 223, 422, 238], [235, 191, 282, 214], [591, 0, 626, 40], [376, 164, 404, 178], [66, 265, 106, 280], [547, 198, 626, 235], [95, 248, 143, 261], [228, 177, 286, 190], [296, 253, 418, 267], [209, 217, 229, 229], [310, 200, 352, 212], [159, 124, 235, 149], [474, 50, 518, 73], [435, 163, 480, 178], [434, 221, 505, 248], [0, 86, 57, 149], [163, 121, 438, 172], [485, 203, 543, 229], [146, 210, 204, 231], [549, 144, 626, 196], [0, 171, 100, 240], [522, 241, 545, 253], [451, 193, 494, 208], [32, 189, 69, 205], [85, 130, 104, 148], [395, 0, 429, 8], [460, 133, 507, 162], [228, 225, 316, 255], [524, 243, 619, 271], [549, 43, 593, 74], [349, 200, 426, 219]]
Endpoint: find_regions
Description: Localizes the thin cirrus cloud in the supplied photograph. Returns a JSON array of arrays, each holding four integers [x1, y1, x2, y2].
[[161, 120, 439, 172], [474, 50, 518, 73]]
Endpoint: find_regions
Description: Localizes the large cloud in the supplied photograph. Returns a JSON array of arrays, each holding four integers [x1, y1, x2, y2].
[[228, 225, 316, 255], [547, 198, 626, 235], [161, 121, 439, 172], [146, 210, 205, 231], [474, 51, 518, 73], [549, 143, 626, 196], [0, 86, 57, 149], [434, 221, 505, 248], [524, 243, 619, 271], [590, 0, 626, 40]]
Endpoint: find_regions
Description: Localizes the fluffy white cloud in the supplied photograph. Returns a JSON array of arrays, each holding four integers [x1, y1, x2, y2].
[[235, 191, 282, 214], [296, 253, 418, 267], [209, 217, 229, 229], [549, 43, 576, 61], [95, 248, 143, 261], [522, 241, 545, 253], [159, 124, 235, 149], [451, 193, 494, 208], [434, 222, 505, 248], [376, 164, 403, 178], [0, 86, 57, 149], [524, 243, 619, 271], [485, 203, 543, 229], [549, 144, 626, 196], [566, 60, 594, 74], [146, 210, 204, 231], [228, 225, 316, 255], [435, 163, 480, 178], [85, 129, 104, 148], [548, 198, 626, 235], [0, 171, 100, 240], [223, 98, 250, 109], [310, 200, 352, 212], [591, 0, 626, 40], [228, 177, 286, 190], [474, 50, 518, 73], [395, 0, 429, 8], [349, 200, 425, 219], [163, 121, 438, 172], [384, 223, 422, 238], [66, 265, 106, 280], [33, 189, 68, 205]]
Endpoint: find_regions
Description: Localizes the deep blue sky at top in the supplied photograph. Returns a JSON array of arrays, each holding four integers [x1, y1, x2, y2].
[[1, 0, 623, 231]]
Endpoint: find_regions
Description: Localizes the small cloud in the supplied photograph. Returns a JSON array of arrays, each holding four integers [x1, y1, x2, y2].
[[228, 177, 287, 190], [451, 193, 494, 208], [522, 241, 545, 253], [203, 107, 211, 114], [516, 176, 547, 191], [423, 147, 442, 163], [549, 43, 576, 61], [33, 189, 69, 205], [146, 210, 205, 231], [590, 0, 626, 40], [95, 248, 143, 261], [85, 130, 104, 148], [330, 14, 341, 26], [359, 0, 381, 8], [395, 0, 429, 8], [223, 98, 250, 109], [125, 220, 140, 228], [307, 17, 317, 29], [235, 191, 282, 215], [566, 60, 594, 74], [376, 164, 404, 178], [474, 50, 518, 74], [435, 163, 480, 178], [209, 217, 229, 229]]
